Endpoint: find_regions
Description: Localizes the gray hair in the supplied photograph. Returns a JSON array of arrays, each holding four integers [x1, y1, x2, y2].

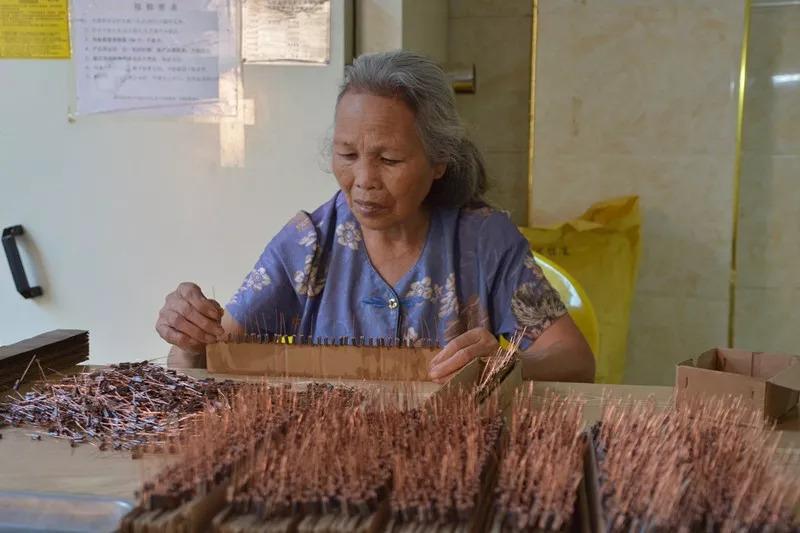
[[337, 50, 488, 209]]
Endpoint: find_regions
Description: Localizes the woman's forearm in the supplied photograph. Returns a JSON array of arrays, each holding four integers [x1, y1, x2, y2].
[[521, 340, 595, 382], [167, 345, 207, 369], [520, 315, 596, 382]]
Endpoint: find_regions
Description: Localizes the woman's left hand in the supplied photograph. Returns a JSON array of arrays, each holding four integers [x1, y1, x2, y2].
[[428, 327, 499, 384]]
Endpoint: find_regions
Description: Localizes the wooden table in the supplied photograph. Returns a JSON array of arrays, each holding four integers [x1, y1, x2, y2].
[[1, 376, 798, 504]]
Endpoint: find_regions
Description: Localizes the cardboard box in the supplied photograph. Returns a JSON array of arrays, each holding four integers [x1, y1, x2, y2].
[[676, 348, 800, 420]]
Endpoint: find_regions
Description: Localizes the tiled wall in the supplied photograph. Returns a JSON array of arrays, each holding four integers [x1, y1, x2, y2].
[[448, 0, 532, 224], [736, 3, 800, 352], [530, 1, 746, 384]]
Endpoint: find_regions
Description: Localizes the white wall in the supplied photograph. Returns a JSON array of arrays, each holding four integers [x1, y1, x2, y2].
[[0, 1, 345, 363]]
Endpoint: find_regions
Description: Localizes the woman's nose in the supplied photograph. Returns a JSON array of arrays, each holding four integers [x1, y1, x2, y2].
[[353, 160, 382, 190]]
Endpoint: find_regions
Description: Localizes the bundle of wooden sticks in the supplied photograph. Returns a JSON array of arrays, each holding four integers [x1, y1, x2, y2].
[[124, 382, 504, 532], [387, 393, 502, 529], [492, 386, 586, 531], [118, 377, 800, 532], [593, 395, 800, 532]]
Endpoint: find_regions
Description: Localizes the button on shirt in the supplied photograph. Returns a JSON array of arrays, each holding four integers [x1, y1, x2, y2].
[[226, 192, 567, 349]]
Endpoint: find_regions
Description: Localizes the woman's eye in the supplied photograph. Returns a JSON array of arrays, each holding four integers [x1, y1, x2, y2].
[[381, 157, 401, 165], [337, 153, 357, 160]]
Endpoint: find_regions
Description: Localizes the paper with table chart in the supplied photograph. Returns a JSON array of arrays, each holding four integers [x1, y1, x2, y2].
[[242, 0, 330, 64], [69, 0, 239, 116]]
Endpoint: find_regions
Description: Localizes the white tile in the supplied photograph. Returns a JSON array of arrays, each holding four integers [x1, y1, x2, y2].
[[625, 293, 729, 385], [737, 155, 800, 289], [734, 286, 800, 353], [743, 6, 800, 156], [532, 154, 735, 301], [535, 0, 743, 157]]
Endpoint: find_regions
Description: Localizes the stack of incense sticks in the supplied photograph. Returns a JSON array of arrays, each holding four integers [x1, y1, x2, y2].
[[594, 395, 800, 532], [0, 361, 238, 451], [231, 388, 393, 520], [130, 383, 376, 532], [492, 385, 586, 532], [387, 392, 502, 530], [126, 384, 503, 532]]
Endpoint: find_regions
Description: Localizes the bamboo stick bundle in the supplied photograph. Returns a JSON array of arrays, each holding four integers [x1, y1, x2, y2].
[[492, 385, 586, 532], [594, 395, 800, 532]]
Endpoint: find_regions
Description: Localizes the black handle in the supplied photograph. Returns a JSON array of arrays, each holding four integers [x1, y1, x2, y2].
[[2, 225, 43, 299]]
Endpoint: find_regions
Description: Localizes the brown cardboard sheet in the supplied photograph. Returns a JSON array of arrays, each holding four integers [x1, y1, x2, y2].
[[206, 342, 439, 381]]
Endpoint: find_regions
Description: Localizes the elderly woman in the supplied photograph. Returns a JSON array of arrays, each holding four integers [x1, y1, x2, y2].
[[157, 50, 594, 383]]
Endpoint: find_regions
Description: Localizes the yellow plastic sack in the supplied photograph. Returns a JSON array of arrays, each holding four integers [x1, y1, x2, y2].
[[519, 196, 641, 384]]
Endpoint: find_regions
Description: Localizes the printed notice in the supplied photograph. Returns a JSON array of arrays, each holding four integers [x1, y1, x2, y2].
[[70, 1, 230, 115], [243, 0, 330, 64], [0, 0, 70, 59]]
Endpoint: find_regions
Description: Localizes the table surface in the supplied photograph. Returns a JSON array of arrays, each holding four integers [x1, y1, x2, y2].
[[1, 374, 798, 504]]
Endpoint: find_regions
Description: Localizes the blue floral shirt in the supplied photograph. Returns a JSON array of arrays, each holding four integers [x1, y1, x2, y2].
[[226, 192, 566, 349]]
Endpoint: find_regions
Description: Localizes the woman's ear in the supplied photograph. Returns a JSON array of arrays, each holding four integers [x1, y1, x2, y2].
[[432, 163, 447, 181]]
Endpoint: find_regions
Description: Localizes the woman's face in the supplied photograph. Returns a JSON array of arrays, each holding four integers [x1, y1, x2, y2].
[[332, 91, 446, 232]]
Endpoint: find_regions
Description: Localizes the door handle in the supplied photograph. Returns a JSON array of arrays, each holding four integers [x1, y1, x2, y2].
[[2, 225, 43, 299]]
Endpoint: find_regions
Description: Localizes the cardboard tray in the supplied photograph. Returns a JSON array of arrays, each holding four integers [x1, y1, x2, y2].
[[676, 348, 800, 420]]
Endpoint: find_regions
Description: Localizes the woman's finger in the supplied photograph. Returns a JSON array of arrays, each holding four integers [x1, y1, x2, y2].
[[430, 328, 483, 367], [156, 323, 204, 353], [173, 298, 224, 337], [161, 308, 218, 345], [429, 341, 487, 380], [178, 282, 223, 322]]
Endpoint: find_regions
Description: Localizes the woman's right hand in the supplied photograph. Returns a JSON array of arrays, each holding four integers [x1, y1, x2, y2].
[[156, 282, 226, 352]]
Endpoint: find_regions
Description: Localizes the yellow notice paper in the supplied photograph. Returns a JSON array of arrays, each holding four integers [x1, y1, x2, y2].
[[0, 0, 70, 59]]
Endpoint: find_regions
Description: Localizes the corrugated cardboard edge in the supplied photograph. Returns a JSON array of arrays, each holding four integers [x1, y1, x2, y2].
[[766, 363, 800, 419]]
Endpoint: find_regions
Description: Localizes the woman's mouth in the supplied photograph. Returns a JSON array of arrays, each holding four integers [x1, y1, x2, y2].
[[353, 200, 388, 217]]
